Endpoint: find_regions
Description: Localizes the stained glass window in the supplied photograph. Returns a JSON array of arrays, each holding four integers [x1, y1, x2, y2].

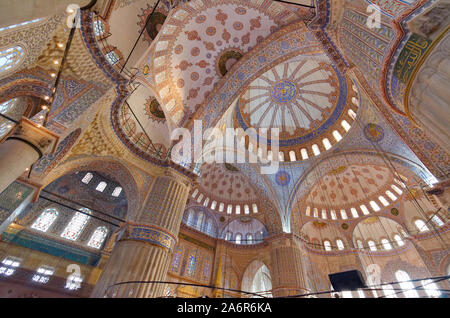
[[31, 208, 58, 232], [382, 284, 397, 298], [324, 240, 332, 251], [61, 208, 91, 241], [235, 233, 242, 245], [0, 257, 20, 277], [203, 257, 211, 281], [368, 240, 377, 251], [381, 238, 392, 250], [186, 253, 197, 277], [66, 274, 83, 290], [336, 239, 345, 250], [105, 51, 119, 65], [0, 46, 24, 72], [87, 226, 108, 249], [32, 266, 54, 284], [171, 247, 183, 272], [415, 219, 429, 232], [395, 270, 418, 298], [421, 279, 441, 297], [0, 98, 16, 113], [96, 181, 107, 192], [93, 19, 105, 36], [246, 233, 253, 245], [81, 172, 93, 184], [112, 186, 122, 197], [394, 234, 405, 246]]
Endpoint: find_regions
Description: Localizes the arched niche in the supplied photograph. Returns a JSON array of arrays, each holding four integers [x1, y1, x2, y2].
[[300, 220, 350, 251], [41, 155, 141, 221], [220, 216, 268, 245], [241, 259, 273, 298]]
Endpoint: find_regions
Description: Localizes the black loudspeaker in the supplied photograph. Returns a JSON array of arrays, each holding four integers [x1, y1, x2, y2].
[[329, 270, 366, 292]]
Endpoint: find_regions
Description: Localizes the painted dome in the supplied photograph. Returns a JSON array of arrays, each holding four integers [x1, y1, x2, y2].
[[234, 55, 359, 161]]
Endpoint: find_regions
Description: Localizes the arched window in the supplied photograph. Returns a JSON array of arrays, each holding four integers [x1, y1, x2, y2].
[[187, 210, 195, 226], [206, 218, 213, 235], [322, 138, 332, 150], [289, 151, 296, 162], [414, 219, 429, 232], [225, 231, 232, 241], [87, 226, 108, 249], [95, 181, 107, 192], [386, 190, 397, 201], [381, 284, 397, 298], [332, 130, 342, 142], [186, 253, 197, 277], [244, 205, 250, 215], [378, 196, 389, 207], [323, 240, 332, 251], [341, 120, 351, 131], [196, 212, 204, 229], [65, 273, 83, 290], [431, 215, 444, 227], [0, 46, 24, 72], [360, 205, 370, 215], [348, 109, 357, 119], [313, 208, 318, 218], [235, 233, 242, 245], [421, 279, 441, 297], [305, 206, 311, 217], [93, 19, 105, 36], [246, 233, 253, 245], [31, 208, 58, 232], [394, 234, 404, 247], [111, 187, 122, 197], [367, 240, 377, 251], [340, 209, 348, 220], [356, 240, 364, 249], [0, 98, 17, 113], [312, 144, 320, 156], [211, 201, 217, 210], [391, 185, 403, 195], [301, 148, 309, 160], [350, 208, 359, 218], [81, 172, 93, 184], [105, 51, 120, 65], [235, 205, 241, 215], [252, 203, 258, 213], [61, 208, 91, 241], [381, 238, 392, 250], [336, 239, 345, 250], [369, 200, 380, 212], [330, 209, 337, 220], [395, 270, 418, 298]]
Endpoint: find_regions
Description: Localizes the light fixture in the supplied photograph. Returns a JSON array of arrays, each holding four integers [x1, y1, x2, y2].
[[50, 73, 56, 77], [57, 43, 64, 48], [41, 105, 48, 110], [53, 60, 59, 65]]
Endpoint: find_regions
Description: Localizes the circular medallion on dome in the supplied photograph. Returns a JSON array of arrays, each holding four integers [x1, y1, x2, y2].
[[234, 57, 350, 154], [364, 123, 384, 142], [271, 80, 297, 103]]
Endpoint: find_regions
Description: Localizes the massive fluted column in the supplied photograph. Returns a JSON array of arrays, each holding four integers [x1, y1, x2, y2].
[[0, 117, 59, 194], [408, 30, 450, 155], [91, 166, 193, 298], [269, 234, 309, 297]]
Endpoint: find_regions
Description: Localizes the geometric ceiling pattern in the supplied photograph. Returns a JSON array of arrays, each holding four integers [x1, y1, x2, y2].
[[234, 55, 358, 160], [141, 0, 314, 126]]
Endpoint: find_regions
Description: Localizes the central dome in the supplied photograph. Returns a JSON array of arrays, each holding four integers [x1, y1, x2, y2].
[[234, 55, 359, 161]]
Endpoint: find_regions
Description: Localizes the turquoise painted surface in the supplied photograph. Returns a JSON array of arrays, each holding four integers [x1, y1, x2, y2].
[[1, 228, 101, 267]]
